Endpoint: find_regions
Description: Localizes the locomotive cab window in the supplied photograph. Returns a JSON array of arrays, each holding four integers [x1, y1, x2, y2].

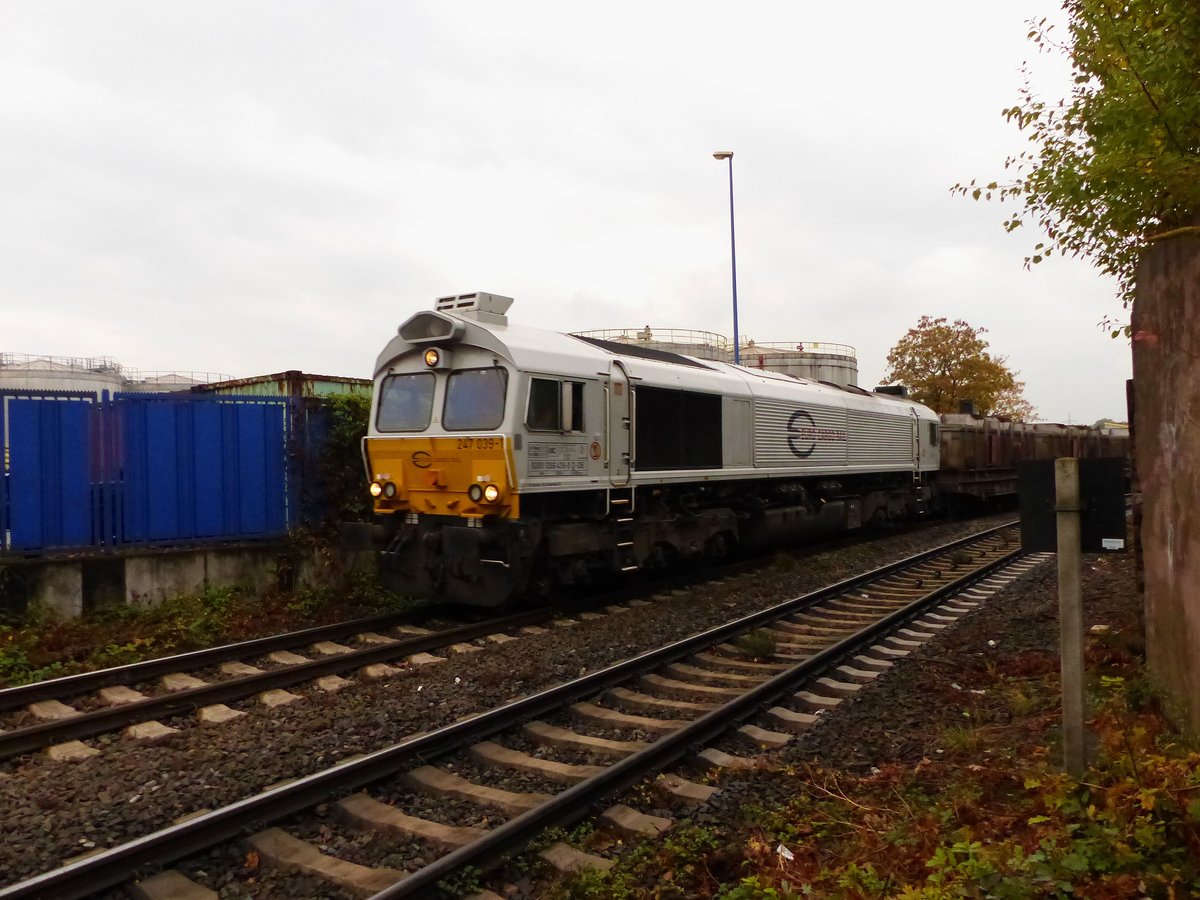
[[928, 423, 939, 446], [526, 378, 584, 432], [376, 372, 435, 432], [444, 367, 508, 431]]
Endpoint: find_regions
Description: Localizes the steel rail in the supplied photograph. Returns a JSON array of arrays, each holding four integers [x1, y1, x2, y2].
[[371, 541, 1024, 898], [0, 604, 572, 760], [0, 608, 436, 712], [0, 558, 773, 760], [0, 523, 1017, 900], [0, 545, 778, 716]]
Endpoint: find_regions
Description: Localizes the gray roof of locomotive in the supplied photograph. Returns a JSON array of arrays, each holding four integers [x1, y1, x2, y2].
[[375, 305, 936, 425]]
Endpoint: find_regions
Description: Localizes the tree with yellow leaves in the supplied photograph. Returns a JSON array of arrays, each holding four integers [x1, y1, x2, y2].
[[881, 316, 1036, 421]]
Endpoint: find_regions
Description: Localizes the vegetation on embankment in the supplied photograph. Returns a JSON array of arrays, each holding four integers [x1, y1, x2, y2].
[[0, 570, 417, 688], [541, 557, 1199, 899]]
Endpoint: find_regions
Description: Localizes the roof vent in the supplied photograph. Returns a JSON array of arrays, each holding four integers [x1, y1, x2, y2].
[[434, 292, 514, 325]]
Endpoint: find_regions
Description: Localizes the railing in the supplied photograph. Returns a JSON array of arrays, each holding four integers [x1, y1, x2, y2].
[[0, 354, 232, 387], [0, 352, 125, 375], [123, 370, 234, 386], [573, 327, 731, 353], [570, 331, 856, 361], [740, 340, 857, 359]]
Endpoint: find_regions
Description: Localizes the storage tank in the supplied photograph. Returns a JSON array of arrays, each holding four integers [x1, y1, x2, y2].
[[0, 354, 232, 396], [0, 353, 125, 395], [571, 328, 859, 387], [738, 339, 859, 387]]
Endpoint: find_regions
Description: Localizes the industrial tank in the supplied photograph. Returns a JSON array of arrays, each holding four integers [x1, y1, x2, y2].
[[0, 354, 230, 396], [0, 354, 125, 395], [571, 327, 860, 387]]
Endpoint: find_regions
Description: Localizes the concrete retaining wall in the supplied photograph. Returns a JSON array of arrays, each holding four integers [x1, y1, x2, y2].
[[0, 541, 356, 620]]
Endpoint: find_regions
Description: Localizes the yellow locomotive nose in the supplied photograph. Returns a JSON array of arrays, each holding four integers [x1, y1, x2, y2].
[[365, 435, 518, 518]]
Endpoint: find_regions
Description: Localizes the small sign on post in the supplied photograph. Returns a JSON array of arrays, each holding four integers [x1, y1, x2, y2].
[[1018, 456, 1126, 778]]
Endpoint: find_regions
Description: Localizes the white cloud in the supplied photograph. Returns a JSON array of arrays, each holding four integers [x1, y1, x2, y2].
[[0, 1, 1131, 421]]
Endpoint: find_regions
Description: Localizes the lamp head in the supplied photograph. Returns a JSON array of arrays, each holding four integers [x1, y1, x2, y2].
[[712, 150, 733, 160]]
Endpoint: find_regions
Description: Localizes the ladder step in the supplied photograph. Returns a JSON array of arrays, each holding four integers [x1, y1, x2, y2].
[[617, 541, 634, 548], [616, 517, 634, 524], [621, 565, 640, 572], [610, 498, 631, 505]]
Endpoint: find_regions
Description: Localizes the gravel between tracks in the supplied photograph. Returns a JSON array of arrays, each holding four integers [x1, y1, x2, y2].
[[501, 534, 1140, 897], [0, 515, 1015, 890]]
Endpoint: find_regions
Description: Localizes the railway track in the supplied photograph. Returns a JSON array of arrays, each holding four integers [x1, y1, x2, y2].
[[0, 559, 774, 763], [0, 522, 1044, 900]]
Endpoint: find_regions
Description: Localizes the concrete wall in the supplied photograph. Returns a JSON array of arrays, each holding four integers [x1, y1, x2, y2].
[[1132, 223, 1200, 733], [0, 543, 344, 620]]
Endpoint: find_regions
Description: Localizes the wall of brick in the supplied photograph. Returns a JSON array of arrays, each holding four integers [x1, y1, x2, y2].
[[1131, 223, 1200, 732]]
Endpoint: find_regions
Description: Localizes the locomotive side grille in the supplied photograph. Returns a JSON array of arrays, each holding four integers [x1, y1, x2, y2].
[[754, 400, 850, 467], [845, 409, 917, 464]]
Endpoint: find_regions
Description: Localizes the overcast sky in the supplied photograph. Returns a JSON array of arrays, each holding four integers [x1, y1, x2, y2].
[[1, 2, 1132, 423]]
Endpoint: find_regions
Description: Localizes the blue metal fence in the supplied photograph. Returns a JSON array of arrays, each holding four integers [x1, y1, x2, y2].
[[0, 390, 296, 553], [0, 391, 96, 551]]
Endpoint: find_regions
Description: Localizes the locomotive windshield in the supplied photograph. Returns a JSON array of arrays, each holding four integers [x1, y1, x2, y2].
[[376, 372, 435, 432], [444, 367, 508, 431]]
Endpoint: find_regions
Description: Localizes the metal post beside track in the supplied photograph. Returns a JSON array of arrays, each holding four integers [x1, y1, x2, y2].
[[1055, 457, 1087, 777]]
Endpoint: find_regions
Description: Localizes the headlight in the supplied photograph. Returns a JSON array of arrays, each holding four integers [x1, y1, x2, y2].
[[369, 481, 383, 497], [423, 348, 441, 367], [383, 482, 397, 498], [468, 483, 484, 502], [483, 484, 501, 503]]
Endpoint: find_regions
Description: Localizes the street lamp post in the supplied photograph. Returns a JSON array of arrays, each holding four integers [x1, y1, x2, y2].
[[713, 150, 739, 365]]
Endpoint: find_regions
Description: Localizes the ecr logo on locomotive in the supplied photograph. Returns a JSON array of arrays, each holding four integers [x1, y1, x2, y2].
[[787, 409, 848, 458]]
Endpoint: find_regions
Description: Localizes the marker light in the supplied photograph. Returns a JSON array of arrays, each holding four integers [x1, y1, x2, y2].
[[468, 484, 484, 502], [483, 484, 501, 503], [369, 482, 383, 497], [383, 482, 397, 498], [423, 348, 441, 367]]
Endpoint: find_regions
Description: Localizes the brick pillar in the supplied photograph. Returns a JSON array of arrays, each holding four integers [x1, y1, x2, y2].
[[1131, 221, 1200, 732]]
